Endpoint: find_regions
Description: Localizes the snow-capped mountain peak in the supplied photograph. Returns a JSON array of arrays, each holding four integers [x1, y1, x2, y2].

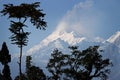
[[27, 28, 86, 55], [14, 30, 120, 80]]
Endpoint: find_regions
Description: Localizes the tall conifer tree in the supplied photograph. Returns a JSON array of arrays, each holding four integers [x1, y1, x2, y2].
[[0, 42, 12, 80]]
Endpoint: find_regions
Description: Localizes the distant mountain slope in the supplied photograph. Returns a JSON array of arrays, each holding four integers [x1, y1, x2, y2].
[[10, 31, 120, 80], [27, 25, 87, 55], [26, 31, 120, 80], [107, 31, 120, 48]]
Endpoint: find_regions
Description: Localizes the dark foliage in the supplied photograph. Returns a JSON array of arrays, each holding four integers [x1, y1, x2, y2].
[[2, 65, 12, 80], [9, 21, 30, 47], [0, 73, 6, 80], [15, 56, 46, 80], [26, 56, 32, 73], [14, 74, 27, 80], [0, 42, 12, 80], [0, 42, 11, 65], [26, 56, 46, 80], [47, 46, 112, 80], [27, 65, 46, 80], [1, 2, 47, 47], [0, 2, 47, 29], [46, 49, 67, 80], [0, 2, 47, 80]]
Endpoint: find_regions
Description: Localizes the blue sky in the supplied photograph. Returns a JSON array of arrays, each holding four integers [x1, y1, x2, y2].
[[0, 0, 120, 54]]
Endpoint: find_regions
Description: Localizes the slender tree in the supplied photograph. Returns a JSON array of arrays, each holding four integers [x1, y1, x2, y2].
[[0, 42, 12, 80], [1, 2, 47, 80], [9, 21, 30, 79]]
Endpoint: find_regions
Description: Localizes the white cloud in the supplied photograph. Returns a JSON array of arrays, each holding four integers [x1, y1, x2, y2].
[[27, 0, 104, 55], [59, 0, 103, 38], [94, 37, 105, 42], [78, 0, 93, 8]]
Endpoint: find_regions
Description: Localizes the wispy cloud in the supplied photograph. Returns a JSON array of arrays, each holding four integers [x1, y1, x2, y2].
[[57, 0, 103, 37], [27, 0, 104, 55], [76, 0, 93, 9]]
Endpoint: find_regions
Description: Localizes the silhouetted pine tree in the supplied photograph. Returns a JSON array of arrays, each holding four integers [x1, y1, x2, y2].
[[0, 42, 11, 65], [2, 65, 12, 80], [0, 42, 12, 80]]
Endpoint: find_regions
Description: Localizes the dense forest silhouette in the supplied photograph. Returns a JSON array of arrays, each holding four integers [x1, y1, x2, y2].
[[0, 42, 112, 80], [0, 2, 112, 80]]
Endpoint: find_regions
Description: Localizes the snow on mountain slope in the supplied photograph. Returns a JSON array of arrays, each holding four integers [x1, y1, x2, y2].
[[100, 41, 120, 80], [107, 31, 120, 48], [27, 31, 120, 80], [27, 22, 87, 55], [27, 0, 102, 55], [10, 30, 120, 79]]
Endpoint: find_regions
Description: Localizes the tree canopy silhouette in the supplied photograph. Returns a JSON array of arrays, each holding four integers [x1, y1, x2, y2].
[[47, 46, 112, 80], [46, 49, 67, 80], [0, 42, 12, 80], [1, 2, 46, 29], [26, 56, 46, 80], [14, 56, 46, 80], [0, 2, 47, 80], [0, 42, 11, 65]]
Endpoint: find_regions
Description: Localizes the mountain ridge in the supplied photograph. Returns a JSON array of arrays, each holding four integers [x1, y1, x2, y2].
[[27, 28, 88, 55], [10, 30, 120, 80], [27, 30, 120, 56], [107, 31, 120, 48]]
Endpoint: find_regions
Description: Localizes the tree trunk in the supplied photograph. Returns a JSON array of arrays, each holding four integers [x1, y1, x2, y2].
[[19, 45, 22, 80]]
